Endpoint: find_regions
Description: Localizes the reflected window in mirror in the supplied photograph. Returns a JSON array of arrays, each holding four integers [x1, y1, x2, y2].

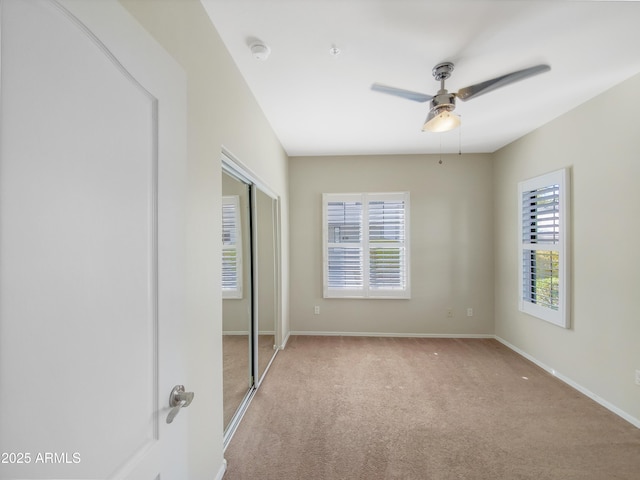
[[222, 195, 243, 299]]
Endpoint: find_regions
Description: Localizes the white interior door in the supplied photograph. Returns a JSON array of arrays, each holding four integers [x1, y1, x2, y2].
[[0, 0, 188, 478]]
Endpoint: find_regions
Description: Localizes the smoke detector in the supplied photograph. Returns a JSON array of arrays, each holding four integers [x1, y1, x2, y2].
[[250, 42, 271, 61]]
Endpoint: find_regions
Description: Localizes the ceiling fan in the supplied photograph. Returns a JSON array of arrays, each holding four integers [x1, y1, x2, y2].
[[371, 62, 550, 132]]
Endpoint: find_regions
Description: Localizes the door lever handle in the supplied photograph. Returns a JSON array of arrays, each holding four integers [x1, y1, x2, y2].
[[166, 385, 194, 424]]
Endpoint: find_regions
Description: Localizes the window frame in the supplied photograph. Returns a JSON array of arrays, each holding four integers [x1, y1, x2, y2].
[[517, 168, 570, 328], [322, 192, 410, 299], [222, 194, 243, 299]]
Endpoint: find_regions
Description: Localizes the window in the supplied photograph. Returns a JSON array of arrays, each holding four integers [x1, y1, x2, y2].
[[222, 195, 242, 299], [518, 168, 570, 327], [323, 192, 410, 298]]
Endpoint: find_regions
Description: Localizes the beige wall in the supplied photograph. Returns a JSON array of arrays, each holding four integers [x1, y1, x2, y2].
[[493, 72, 640, 424], [289, 154, 494, 336], [120, 1, 289, 477]]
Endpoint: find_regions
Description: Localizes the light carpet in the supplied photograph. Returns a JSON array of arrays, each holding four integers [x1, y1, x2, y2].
[[224, 336, 640, 479]]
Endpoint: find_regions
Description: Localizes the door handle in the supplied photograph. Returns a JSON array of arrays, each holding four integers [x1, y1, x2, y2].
[[166, 385, 194, 424]]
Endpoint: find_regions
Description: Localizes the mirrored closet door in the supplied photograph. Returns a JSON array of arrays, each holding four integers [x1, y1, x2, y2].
[[222, 157, 280, 446], [254, 187, 278, 382], [222, 170, 251, 432]]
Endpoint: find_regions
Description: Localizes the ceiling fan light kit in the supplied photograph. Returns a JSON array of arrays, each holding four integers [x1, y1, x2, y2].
[[423, 109, 460, 133], [372, 61, 550, 133]]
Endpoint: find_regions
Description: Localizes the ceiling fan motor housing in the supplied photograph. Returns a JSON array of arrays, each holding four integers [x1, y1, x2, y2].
[[431, 91, 456, 113], [431, 62, 456, 113]]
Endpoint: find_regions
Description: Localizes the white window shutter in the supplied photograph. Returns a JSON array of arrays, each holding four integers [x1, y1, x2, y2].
[[323, 192, 410, 299], [518, 168, 570, 327], [222, 195, 242, 299], [368, 197, 407, 291], [326, 199, 363, 290]]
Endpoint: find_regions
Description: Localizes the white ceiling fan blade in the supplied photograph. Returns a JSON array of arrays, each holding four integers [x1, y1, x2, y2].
[[456, 64, 551, 102], [371, 83, 433, 103]]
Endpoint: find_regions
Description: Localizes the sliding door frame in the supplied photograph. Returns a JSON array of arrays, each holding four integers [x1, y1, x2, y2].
[[221, 149, 282, 448]]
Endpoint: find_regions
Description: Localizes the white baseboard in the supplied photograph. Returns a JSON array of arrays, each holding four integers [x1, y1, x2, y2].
[[289, 331, 494, 339], [215, 459, 227, 480], [495, 336, 640, 429], [223, 330, 276, 336]]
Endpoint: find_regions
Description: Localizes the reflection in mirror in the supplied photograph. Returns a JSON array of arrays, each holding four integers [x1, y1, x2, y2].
[[255, 187, 277, 382], [222, 155, 281, 444], [222, 171, 251, 431]]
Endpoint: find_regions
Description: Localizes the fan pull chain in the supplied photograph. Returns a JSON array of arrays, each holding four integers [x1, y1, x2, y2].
[[438, 135, 443, 164]]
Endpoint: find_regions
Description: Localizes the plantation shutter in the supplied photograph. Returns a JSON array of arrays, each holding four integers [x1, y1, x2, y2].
[[518, 168, 570, 328], [521, 184, 559, 309], [521, 184, 560, 244], [323, 192, 410, 298], [222, 195, 242, 298], [368, 197, 407, 291], [326, 198, 363, 290]]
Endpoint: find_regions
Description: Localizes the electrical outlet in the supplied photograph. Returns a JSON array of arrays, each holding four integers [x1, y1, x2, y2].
[[446, 309, 454, 318], [635, 369, 640, 386], [314, 305, 320, 315], [467, 308, 473, 317]]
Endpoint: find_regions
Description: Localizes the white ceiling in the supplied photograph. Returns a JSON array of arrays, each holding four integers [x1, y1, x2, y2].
[[201, 0, 640, 156]]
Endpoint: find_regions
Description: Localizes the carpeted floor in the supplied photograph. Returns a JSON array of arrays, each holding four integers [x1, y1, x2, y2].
[[223, 334, 277, 430], [223, 335, 251, 429], [224, 336, 640, 479]]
